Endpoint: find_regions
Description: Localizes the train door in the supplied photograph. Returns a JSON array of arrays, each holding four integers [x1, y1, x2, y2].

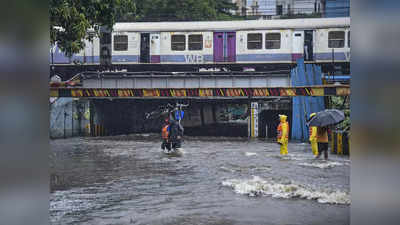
[[214, 32, 224, 62], [213, 32, 236, 62], [150, 33, 161, 63], [304, 30, 314, 61], [140, 33, 150, 63], [227, 32, 236, 62], [292, 31, 304, 62]]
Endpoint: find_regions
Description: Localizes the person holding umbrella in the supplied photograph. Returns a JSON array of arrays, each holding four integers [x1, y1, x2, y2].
[[277, 114, 289, 155], [307, 109, 345, 160]]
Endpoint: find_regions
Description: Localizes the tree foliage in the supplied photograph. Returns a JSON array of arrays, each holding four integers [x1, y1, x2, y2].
[[50, 0, 136, 57], [50, 0, 238, 56], [134, 0, 237, 21], [330, 96, 350, 132]]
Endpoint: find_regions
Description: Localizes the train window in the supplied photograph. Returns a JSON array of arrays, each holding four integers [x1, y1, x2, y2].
[[189, 35, 203, 51], [114, 35, 128, 51], [328, 31, 345, 48], [247, 33, 262, 50], [265, 33, 281, 49], [348, 31, 350, 47], [171, 35, 186, 51]]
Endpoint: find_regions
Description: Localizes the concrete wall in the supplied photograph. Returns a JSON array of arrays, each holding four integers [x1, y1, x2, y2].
[[50, 98, 90, 138]]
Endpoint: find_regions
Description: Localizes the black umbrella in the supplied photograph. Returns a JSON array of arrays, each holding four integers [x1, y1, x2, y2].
[[307, 109, 345, 127]]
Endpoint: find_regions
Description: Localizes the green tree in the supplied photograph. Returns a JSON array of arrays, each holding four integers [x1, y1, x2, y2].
[[50, 0, 136, 57], [50, 0, 238, 56], [136, 0, 237, 21], [330, 96, 350, 131]]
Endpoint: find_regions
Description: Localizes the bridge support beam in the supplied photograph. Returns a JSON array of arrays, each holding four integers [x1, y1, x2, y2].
[[50, 85, 350, 98], [249, 102, 259, 138]]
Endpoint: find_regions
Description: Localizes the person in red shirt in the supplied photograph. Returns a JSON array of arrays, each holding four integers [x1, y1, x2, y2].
[[161, 117, 171, 151]]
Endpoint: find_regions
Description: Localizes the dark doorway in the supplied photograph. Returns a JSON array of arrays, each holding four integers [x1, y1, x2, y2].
[[304, 30, 314, 61], [277, 5, 283, 15], [259, 110, 292, 139], [140, 33, 150, 63]]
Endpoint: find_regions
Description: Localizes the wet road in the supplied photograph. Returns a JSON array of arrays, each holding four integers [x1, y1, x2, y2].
[[50, 135, 350, 225]]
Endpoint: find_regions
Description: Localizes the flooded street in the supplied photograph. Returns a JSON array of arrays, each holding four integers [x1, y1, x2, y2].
[[50, 135, 350, 225]]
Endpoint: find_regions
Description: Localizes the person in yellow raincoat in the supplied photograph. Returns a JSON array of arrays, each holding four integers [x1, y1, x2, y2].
[[308, 113, 318, 156], [277, 114, 289, 155]]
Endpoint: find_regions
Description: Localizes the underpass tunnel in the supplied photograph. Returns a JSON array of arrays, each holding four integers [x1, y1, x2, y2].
[[90, 99, 294, 138], [90, 99, 254, 137], [259, 99, 292, 139], [91, 99, 174, 136]]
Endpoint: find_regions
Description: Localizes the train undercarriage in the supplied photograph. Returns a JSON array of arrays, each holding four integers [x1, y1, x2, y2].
[[51, 62, 349, 81]]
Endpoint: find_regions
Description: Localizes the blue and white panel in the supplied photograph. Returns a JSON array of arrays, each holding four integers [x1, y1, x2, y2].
[[71, 38, 101, 64], [236, 30, 292, 63], [50, 43, 70, 64], [159, 31, 213, 64], [50, 36, 101, 64], [111, 32, 140, 64], [314, 28, 350, 62]]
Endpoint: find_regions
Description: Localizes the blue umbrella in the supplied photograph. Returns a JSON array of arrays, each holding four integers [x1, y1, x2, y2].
[[307, 109, 345, 127]]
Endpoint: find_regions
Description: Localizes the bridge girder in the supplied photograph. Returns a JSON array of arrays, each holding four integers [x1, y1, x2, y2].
[[50, 85, 350, 99]]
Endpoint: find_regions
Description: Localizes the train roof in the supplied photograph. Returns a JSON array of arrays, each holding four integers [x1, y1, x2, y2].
[[114, 17, 350, 32]]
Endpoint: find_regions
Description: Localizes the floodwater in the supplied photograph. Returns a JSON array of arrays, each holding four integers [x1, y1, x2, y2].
[[50, 135, 350, 225]]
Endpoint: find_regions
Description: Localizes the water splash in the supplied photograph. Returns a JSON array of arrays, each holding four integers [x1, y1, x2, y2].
[[299, 161, 345, 169], [272, 154, 307, 161], [222, 176, 350, 205], [245, 152, 257, 156], [219, 164, 271, 174]]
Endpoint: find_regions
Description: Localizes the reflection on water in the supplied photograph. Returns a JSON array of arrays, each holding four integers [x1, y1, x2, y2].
[[50, 134, 350, 225]]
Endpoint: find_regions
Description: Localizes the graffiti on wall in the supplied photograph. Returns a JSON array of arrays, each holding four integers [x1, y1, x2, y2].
[[217, 104, 248, 123]]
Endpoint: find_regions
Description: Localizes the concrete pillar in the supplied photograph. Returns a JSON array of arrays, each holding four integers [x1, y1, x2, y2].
[[249, 102, 259, 138], [89, 100, 107, 137]]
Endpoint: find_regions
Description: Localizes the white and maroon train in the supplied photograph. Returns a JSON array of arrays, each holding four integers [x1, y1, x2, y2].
[[51, 17, 350, 74]]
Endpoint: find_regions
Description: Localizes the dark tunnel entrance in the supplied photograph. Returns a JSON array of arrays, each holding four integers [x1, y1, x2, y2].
[[90, 99, 292, 138], [259, 109, 292, 139], [91, 99, 251, 137], [258, 98, 292, 139]]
